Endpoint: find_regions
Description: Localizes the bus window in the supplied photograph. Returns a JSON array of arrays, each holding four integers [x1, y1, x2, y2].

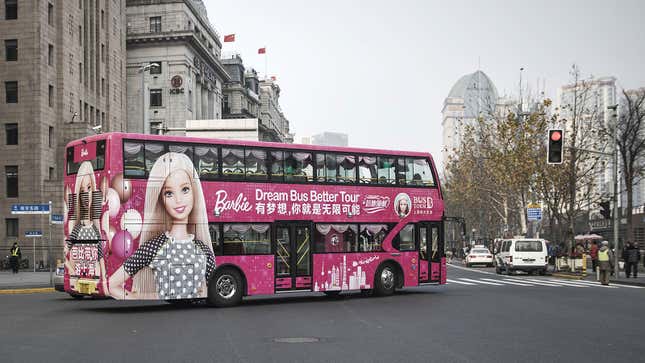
[[314, 224, 358, 253], [144, 142, 165, 176], [377, 156, 396, 184], [222, 148, 244, 180], [402, 158, 435, 187], [208, 223, 221, 255], [169, 144, 193, 164], [314, 154, 327, 182], [285, 152, 313, 183], [359, 224, 388, 252], [194, 146, 218, 180], [123, 141, 145, 177], [358, 156, 377, 184], [336, 154, 356, 183], [245, 148, 267, 181], [393, 224, 415, 251], [223, 224, 271, 255], [270, 151, 284, 181]]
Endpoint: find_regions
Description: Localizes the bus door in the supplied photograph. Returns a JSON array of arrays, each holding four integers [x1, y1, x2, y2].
[[274, 222, 312, 291], [418, 222, 442, 283]]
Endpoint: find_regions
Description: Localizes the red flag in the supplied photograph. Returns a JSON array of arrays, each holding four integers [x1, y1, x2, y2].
[[223, 34, 235, 42], [258, 47, 266, 54], [271, 76, 276, 81]]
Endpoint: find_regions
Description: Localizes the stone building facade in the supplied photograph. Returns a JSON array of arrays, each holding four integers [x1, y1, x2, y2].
[[125, 0, 229, 135], [221, 54, 260, 120], [258, 78, 293, 143], [0, 0, 127, 266]]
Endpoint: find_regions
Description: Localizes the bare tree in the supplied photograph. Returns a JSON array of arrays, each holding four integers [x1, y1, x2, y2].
[[603, 89, 645, 243]]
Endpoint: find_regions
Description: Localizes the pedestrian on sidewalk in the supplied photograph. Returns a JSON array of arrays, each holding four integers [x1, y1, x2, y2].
[[590, 241, 599, 272], [598, 241, 614, 285], [9, 242, 21, 274], [622, 241, 640, 278]]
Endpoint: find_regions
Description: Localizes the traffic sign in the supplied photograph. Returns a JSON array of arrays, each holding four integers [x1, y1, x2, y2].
[[51, 214, 64, 224], [527, 208, 542, 221], [25, 230, 43, 237], [11, 204, 50, 214]]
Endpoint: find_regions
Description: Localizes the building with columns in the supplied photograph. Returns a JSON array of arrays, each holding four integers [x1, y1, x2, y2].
[[0, 0, 127, 266], [259, 78, 293, 143], [125, 0, 229, 135]]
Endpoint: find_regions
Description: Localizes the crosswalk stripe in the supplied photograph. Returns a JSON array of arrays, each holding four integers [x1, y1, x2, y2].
[[524, 279, 588, 288], [459, 278, 502, 286], [446, 279, 476, 285], [503, 278, 563, 287], [546, 279, 618, 289], [481, 278, 532, 286], [552, 279, 645, 289]]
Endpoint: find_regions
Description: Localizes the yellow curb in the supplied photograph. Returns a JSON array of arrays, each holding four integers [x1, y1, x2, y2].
[[0, 287, 54, 294], [551, 273, 587, 280]]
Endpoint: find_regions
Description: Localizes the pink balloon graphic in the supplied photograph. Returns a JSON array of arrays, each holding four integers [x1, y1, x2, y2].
[[111, 230, 134, 259], [111, 173, 132, 203], [106, 188, 121, 218]]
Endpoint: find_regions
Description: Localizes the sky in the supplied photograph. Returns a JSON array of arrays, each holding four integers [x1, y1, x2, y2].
[[205, 0, 645, 169]]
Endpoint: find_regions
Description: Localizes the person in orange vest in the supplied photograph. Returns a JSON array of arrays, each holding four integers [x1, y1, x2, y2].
[[9, 242, 21, 274], [598, 241, 615, 285]]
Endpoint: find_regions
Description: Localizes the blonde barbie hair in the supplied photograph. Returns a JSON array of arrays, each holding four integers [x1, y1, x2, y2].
[[133, 152, 212, 295]]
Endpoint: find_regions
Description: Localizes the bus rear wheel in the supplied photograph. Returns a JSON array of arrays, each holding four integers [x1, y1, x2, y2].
[[208, 268, 243, 307], [374, 264, 396, 296]]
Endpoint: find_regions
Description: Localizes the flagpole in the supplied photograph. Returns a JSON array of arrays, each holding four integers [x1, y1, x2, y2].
[[264, 46, 268, 80]]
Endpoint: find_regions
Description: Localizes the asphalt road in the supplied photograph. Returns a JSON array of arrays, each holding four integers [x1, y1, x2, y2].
[[1, 264, 644, 363]]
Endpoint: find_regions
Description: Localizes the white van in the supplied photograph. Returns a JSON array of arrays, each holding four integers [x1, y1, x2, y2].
[[495, 239, 548, 275]]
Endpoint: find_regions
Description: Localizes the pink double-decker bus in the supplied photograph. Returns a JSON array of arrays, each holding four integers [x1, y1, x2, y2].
[[63, 132, 445, 306]]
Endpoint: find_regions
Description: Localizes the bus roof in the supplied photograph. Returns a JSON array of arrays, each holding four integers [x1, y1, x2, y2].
[[66, 132, 436, 160]]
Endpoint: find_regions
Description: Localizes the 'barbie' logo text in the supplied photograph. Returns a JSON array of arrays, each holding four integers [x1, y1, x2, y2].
[[80, 148, 89, 158], [213, 190, 252, 215]]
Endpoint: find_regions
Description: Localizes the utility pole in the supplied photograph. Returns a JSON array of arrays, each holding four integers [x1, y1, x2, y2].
[[608, 104, 620, 277]]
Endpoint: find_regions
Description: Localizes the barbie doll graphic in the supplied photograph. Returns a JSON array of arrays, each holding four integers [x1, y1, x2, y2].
[[394, 193, 411, 218], [68, 161, 107, 293], [109, 152, 215, 300]]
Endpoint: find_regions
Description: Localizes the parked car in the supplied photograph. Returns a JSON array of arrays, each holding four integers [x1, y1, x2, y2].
[[54, 262, 65, 292], [495, 238, 548, 275], [465, 247, 494, 267]]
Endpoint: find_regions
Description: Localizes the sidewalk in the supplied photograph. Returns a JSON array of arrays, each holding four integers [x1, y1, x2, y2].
[[0, 271, 54, 290], [581, 268, 645, 287]]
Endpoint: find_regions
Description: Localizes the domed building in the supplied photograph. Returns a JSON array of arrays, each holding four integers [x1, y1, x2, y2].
[[441, 70, 502, 167]]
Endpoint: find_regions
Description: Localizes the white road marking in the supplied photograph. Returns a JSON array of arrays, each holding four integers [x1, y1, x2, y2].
[[479, 278, 533, 286], [446, 279, 476, 285], [447, 264, 495, 275], [459, 278, 502, 286], [524, 279, 588, 288], [503, 278, 563, 287], [546, 279, 618, 289]]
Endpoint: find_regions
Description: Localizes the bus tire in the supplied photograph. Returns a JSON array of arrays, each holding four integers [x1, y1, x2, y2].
[[208, 268, 243, 307], [374, 263, 396, 297]]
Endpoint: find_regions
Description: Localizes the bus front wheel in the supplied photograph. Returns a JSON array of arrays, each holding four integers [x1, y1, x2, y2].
[[374, 264, 396, 296], [208, 268, 243, 307]]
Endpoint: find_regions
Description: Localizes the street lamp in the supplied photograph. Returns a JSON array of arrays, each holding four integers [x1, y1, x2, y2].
[[138, 63, 160, 134], [608, 104, 619, 277]]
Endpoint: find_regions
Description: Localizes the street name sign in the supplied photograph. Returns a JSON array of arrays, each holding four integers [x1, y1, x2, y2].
[[11, 204, 50, 214], [51, 214, 64, 224], [25, 230, 43, 237]]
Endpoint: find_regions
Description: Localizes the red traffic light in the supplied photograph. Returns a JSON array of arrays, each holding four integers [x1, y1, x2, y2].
[[550, 130, 562, 141]]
